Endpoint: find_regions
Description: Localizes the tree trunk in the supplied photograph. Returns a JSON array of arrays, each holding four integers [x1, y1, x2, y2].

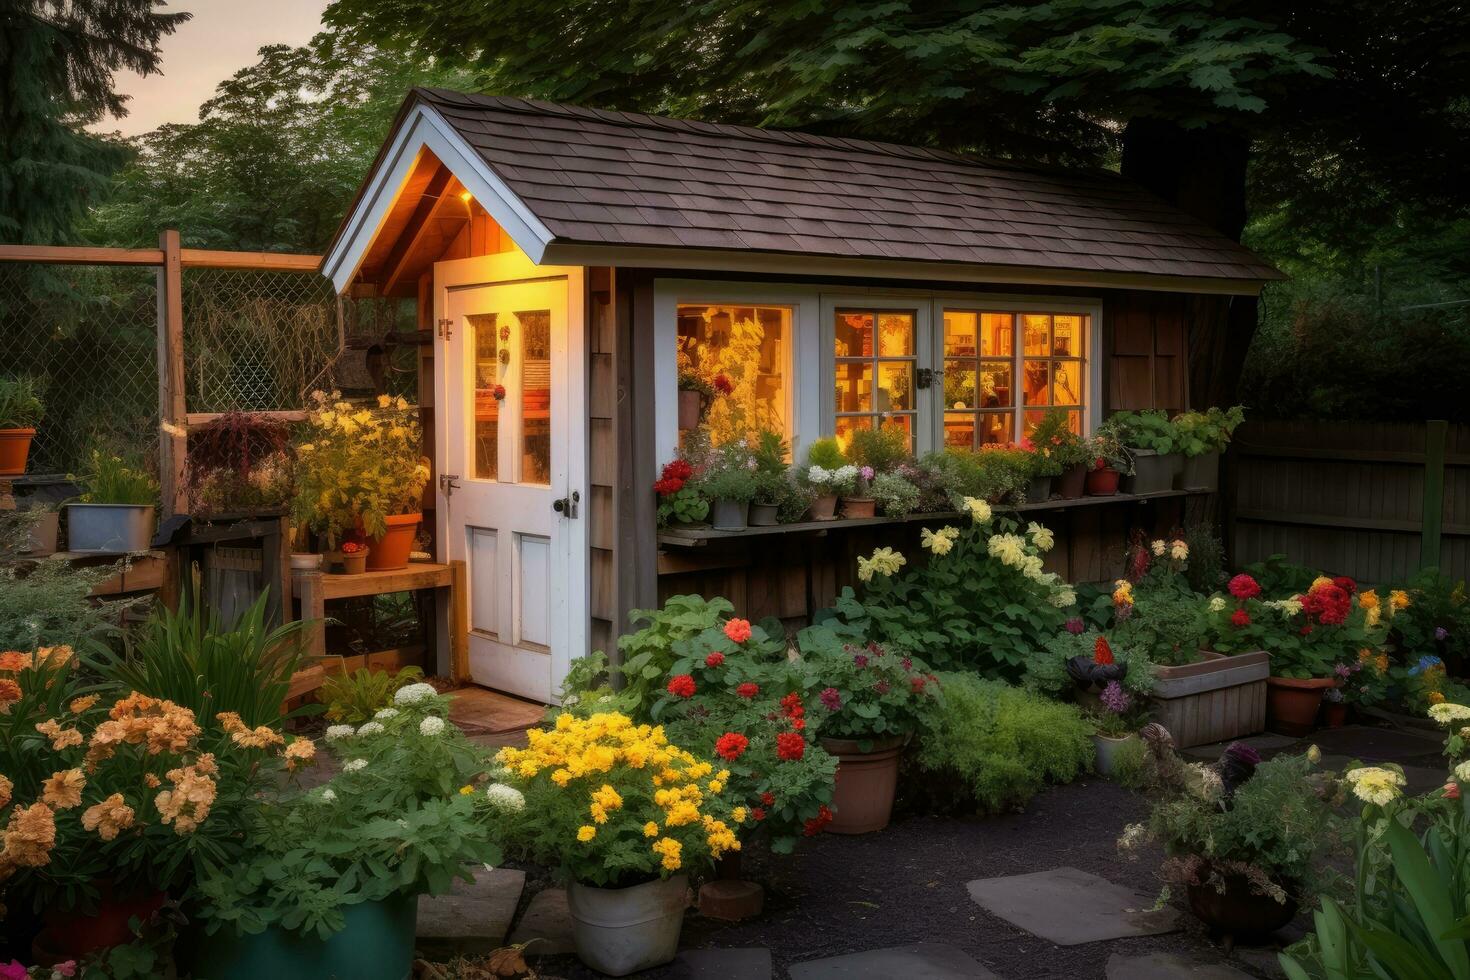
[[1120, 118, 1257, 409]]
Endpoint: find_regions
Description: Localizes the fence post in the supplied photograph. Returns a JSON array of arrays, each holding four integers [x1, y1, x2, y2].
[[155, 230, 187, 516], [1422, 419, 1448, 570]]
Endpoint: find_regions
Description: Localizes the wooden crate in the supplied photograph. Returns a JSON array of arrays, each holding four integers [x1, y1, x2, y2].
[[1149, 650, 1270, 748]]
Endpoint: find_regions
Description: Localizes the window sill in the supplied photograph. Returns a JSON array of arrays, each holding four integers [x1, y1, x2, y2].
[[656, 488, 1208, 548]]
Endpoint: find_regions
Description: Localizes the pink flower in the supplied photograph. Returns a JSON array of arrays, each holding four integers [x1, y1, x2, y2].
[[0, 962, 26, 980], [819, 687, 843, 711], [1065, 617, 1085, 635], [859, 465, 874, 481]]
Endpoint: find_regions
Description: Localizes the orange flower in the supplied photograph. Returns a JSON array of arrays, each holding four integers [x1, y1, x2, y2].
[[155, 763, 216, 834], [87, 694, 200, 767], [0, 679, 21, 705], [81, 793, 135, 841], [283, 739, 316, 771], [69, 695, 99, 714], [722, 618, 752, 644], [3, 804, 56, 867], [41, 769, 85, 810], [0, 774, 11, 809], [0, 652, 31, 672], [36, 646, 73, 668], [144, 773, 160, 788], [231, 724, 285, 751], [35, 719, 83, 751]]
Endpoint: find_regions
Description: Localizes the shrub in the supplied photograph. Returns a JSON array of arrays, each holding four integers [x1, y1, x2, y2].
[[923, 446, 1029, 505], [1111, 589, 1208, 667], [909, 675, 1094, 814], [320, 665, 427, 724], [805, 436, 846, 469], [1181, 522, 1226, 593], [0, 513, 144, 651], [0, 376, 44, 429], [869, 471, 920, 516], [1172, 406, 1244, 456], [845, 425, 910, 474]]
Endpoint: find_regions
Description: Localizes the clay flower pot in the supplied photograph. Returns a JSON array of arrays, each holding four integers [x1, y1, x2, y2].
[[819, 735, 907, 834], [810, 493, 839, 521], [1085, 466, 1121, 496], [1056, 463, 1087, 499], [1322, 700, 1349, 728], [341, 546, 369, 575], [677, 390, 702, 430], [840, 496, 876, 519], [33, 883, 165, 964], [0, 427, 36, 476], [1266, 676, 1335, 736], [366, 513, 421, 571], [1185, 864, 1297, 944]]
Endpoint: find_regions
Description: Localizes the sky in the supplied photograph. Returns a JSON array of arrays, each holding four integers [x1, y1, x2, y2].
[[101, 0, 331, 137]]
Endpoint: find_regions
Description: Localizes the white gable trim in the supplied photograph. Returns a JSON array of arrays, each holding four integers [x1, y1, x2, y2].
[[322, 102, 556, 293]]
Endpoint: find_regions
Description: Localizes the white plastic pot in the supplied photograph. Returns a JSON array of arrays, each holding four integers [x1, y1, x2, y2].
[[66, 503, 155, 553], [1093, 733, 1138, 778], [567, 875, 688, 977]]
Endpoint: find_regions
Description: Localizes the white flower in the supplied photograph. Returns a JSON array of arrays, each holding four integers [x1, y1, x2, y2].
[[962, 496, 992, 524], [807, 464, 831, 486], [343, 758, 368, 772], [1151, 539, 1166, 557], [1027, 522, 1055, 553], [485, 783, 527, 812], [1454, 760, 1470, 783], [1429, 703, 1470, 726], [373, 708, 399, 721], [320, 788, 336, 802], [420, 715, 447, 736], [563, 694, 580, 707], [356, 721, 385, 736], [1209, 596, 1227, 613], [394, 682, 437, 705], [1344, 766, 1405, 806], [324, 724, 355, 742], [1170, 540, 1189, 561], [1050, 587, 1077, 608]]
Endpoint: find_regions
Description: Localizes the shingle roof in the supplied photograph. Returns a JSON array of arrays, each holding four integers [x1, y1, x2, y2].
[[408, 88, 1281, 284]]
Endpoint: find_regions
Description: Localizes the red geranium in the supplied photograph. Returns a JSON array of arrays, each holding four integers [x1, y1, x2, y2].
[[666, 674, 696, 698], [704, 652, 725, 668], [1093, 637, 1114, 665], [715, 732, 749, 761], [780, 691, 805, 720], [760, 791, 775, 806], [803, 804, 833, 836], [1228, 574, 1261, 600], [663, 459, 693, 482], [751, 807, 767, 821], [1231, 608, 1252, 628], [776, 732, 805, 761], [1332, 576, 1357, 595], [712, 373, 734, 395], [735, 682, 759, 699], [1302, 583, 1350, 625], [723, 618, 752, 644], [653, 477, 684, 497]]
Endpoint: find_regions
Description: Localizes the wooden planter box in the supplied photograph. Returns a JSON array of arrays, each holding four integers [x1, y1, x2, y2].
[[1149, 650, 1270, 748]]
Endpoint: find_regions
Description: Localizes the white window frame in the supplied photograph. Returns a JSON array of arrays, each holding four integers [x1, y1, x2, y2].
[[652, 279, 1102, 473]]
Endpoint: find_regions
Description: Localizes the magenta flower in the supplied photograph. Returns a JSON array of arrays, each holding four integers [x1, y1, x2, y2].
[[1100, 680, 1131, 714], [1065, 617, 1084, 635], [819, 687, 843, 711], [853, 653, 869, 668]]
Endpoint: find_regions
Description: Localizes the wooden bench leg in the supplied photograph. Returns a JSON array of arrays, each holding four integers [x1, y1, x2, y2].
[[292, 565, 326, 658]]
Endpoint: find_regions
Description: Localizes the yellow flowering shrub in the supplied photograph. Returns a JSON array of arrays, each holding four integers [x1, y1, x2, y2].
[[494, 712, 741, 886], [292, 391, 430, 544]]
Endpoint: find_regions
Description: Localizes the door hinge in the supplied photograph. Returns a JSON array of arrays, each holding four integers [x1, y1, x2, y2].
[[437, 317, 453, 340], [439, 473, 461, 498], [552, 489, 580, 519]]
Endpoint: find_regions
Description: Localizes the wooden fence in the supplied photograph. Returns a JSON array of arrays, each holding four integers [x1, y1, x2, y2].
[[1228, 419, 1469, 584]]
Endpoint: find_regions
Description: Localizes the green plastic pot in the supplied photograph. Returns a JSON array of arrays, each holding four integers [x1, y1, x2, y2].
[[185, 893, 418, 980]]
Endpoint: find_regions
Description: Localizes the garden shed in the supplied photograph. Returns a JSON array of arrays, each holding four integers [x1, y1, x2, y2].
[[322, 88, 1281, 703]]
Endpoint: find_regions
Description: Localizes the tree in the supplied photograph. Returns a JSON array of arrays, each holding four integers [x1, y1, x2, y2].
[[324, 0, 1470, 405], [84, 32, 485, 252], [0, 0, 187, 244]]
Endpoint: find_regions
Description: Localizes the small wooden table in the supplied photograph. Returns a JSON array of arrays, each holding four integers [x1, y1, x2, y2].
[[292, 560, 468, 682]]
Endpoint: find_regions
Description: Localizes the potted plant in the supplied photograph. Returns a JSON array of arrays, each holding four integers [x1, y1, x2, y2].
[[676, 372, 713, 431], [293, 392, 430, 570], [1112, 410, 1179, 494], [845, 425, 910, 476], [493, 711, 743, 976], [839, 464, 876, 518], [748, 430, 790, 526], [1321, 685, 1348, 727], [339, 540, 369, 574], [0, 377, 43, 476], [795, 627, 939, 834], [66, 449, 158, 553], [1119, 737, 1340, 946], [184, 411, 294, 517], [1091, 678, 1149, 777], [802, 437, 847, 521], [1024, 409, 1077, 502], [1084, 421, 1132, 496], [654, 457, 709, 528], [697, 442, 760, 531], [869, 470, 921, 517], [187, 685, 499, 980], [1173, 406, 1244, 491]]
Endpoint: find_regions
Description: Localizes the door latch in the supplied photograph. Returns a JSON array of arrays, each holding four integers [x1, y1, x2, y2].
[[552, 490, 580, 518], [437, 317, 453, 341], [439, 473, 461, 498], [916, 367, 942, 390]]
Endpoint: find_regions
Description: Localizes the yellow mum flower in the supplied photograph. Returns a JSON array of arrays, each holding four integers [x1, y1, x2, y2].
[[577, 825, 597, 842], [1390, 590, 1411, 610], [732, 807, 747, 823], [643, 821, 659, 837]]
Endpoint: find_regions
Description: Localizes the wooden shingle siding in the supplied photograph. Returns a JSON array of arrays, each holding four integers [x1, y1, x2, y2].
[[1104, 291, 1189, 414]]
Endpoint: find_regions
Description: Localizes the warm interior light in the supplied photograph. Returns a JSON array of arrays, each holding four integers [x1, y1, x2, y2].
[[458, 190, 473, 203]]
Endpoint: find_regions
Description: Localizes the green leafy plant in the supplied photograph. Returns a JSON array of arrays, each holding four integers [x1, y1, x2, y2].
[[1173, 406, 1245, 457], [923, 446, 1029, 506], [805, 436, 847, 470], [1182, 522, 1227, 593], [1023, 628, 1156, 699], [845, 425, 910, 474], [615, 595, 785, 711], [794, 625, 939, 745], [1027, 408, 1086, 471], [773, 476, 816, 523], [1110, 409, 1178, 454], [696, 442, 761, 503], [869, 471, 921, 516], [77, 449, 158, 506], [1113, 589, 1208, 667], [1087, 418, 1134, 474], [0, 513, 143, 650], [0, 377, 44, 429], [320, 665, 426, 724]]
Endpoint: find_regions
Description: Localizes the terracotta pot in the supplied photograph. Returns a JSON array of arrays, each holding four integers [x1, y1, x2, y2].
[[677, 389, 702, 430], [1322, 700, 1349, 728], [1085, 467, 1121, 496], [341, 548, 369, 574], [810, 493, 839, 521], [820, 735, 906, 834], [840, 496, 876, 519], [1056, 463, 1087, 499], [33, 884, 165, 964], [366, 513, 421, 571], [1266, 676, 1335, 736], [0, 427, 36, 476], [1186, 865, 1297, 942]]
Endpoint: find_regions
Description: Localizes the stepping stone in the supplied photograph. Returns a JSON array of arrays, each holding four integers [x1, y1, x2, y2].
[[1181, 734, 1297, 761], [416, 866, 526, 955], [788, 943, 1000, 979], [1307, 725, 1442, 761], [449, 686, 547, 735], [1106, 952, 1254, 979], [508, 886, 575, 956], [670, 947, 773, 979], [965, 867, 1178, 946]]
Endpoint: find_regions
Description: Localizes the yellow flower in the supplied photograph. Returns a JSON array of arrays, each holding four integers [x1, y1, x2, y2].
[[643, 821, 659, 837], [577, 825, 597, 842], [652, 837, 683, 871], [459, 784, 475, 795], [1429, 691, 1447, 705], [920, 527, 958, 556], [589, 802, 609, 824], [856, 546, 906, 583], [732, 807, 747, 822], [962, 496, 992, 524], [1358, 590, 1379, 610], [708, 780, 724, 794], [378, 394, 392, 408], [1344, 766, 1405, 806], [1390, 590, 1411, 610]]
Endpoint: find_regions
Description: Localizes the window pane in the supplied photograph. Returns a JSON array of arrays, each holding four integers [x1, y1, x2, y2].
[[877, 361, 912, 411], [880, 413, 914, 450], [834, 415, 871, 450], [944, 412, 976, 450], [1053, 361, 1083, 406], [676, 304, 790, 445], [944, 312, 977, 356], [981, 313, 1014, 357], [944, 360, 975, 408], [1022, 314, 1050, 356], [834, 360, 872, 414], [980, 361, 1012, 408], [978, 412, 1013, 445], [835, 312, 873, 358], [877, 312, 914, 356], [1053, 315, 1083, 357], [1025, 409, 1081, 436], [518, 310, 551, 486], [1022, 360, 1050, 406], [470, 313, 499, 481]]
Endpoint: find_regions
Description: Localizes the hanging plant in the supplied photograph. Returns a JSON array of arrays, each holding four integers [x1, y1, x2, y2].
[[498, 349, 511, 366], [499, 325, 511, 342], [492, 384, 506, 401]]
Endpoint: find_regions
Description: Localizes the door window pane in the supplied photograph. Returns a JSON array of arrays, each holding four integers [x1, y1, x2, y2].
[[834, 312, 873, 358], [834, 415, 872, 447], [1022, 314, 1050, 356], [519, 310, 551, 486], [1025, 409, 1081, 436], [944, 361, 975, 408], [877, 313, 914, 356], [944, 412, 975, 449], [877, 361, 912, 412], [944, 312, 977, 357], [1022, 360, 1050, 406], [982, 313, 1014, 357], [834, 361, 872, 413], [835, 308, 918, 450], [1053, 361, 1083, 406], [979, 361, 1011, 408], [1053, 315, 1082, 356], [677, 304, 791, 446], [469, 313, 500, 481], [978, 412, 1012, 445]]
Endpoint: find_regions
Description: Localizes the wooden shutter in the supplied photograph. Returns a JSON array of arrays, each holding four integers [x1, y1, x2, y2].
[[1105, 291, 1189, 413]]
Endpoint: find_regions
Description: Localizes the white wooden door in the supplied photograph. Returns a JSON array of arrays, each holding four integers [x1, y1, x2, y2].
[[441, 278, 583, 703]]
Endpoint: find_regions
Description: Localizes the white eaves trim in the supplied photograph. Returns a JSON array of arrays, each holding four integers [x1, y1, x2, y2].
[[321, 102, 556, 294]]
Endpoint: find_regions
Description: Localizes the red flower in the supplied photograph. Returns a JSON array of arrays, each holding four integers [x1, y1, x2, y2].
[[792, 718, 806, 731], [491, 384, 506, 401], [1092, 457, 1107, 471], [712, 374, 734, 395], [724, 618, 752, 644], [760, 791, 775, 806], [776, 732, 805, 761], [653, 477, 685, 497], [803, 804, 833, 836], [662, 459, 693, 482], [910, 675, 928, 694], [1332, 576, 1357, 596], [1231, 608, 1252, 628], [667, 674, 696, 698], [736, 682, 759, 699], [1228, 574, 1261, 600], [704, 652, 725, 668], [751, 807, 767, 821], [1093, 637, 1114, 665], [715, 732, 749, 761], [1302, 584, 1350, 626]]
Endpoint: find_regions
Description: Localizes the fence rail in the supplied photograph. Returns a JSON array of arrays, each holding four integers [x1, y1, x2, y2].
[[1228, 419, 1465, 583]]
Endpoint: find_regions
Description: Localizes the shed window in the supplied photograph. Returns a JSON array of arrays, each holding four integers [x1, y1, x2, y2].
[[942, 311, 1087, 447], [676, 304, 790, 446], [833, 309, 917, 450]]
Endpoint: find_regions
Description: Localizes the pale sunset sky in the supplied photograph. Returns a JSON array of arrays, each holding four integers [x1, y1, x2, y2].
[[102, 0, 331, 137]]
